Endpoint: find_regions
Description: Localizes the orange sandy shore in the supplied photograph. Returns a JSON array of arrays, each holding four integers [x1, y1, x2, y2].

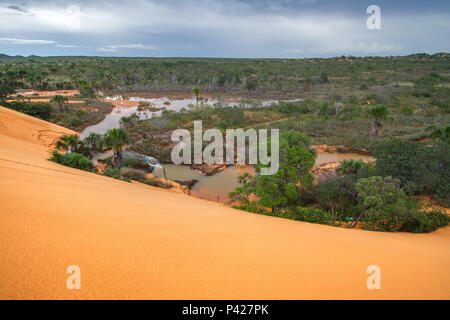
[[0, 106, 449, 299]]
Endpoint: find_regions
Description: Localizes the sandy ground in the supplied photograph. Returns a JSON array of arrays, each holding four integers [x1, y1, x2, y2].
[[6, 99, 85, 104], [0, 105, 449, 300], [103, 99, 139, 107], [10, 90, 79, 97]]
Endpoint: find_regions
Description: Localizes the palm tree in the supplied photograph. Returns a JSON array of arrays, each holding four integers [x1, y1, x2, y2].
[[192, 87, 201, 110], [55, 134, 81, 153], [368, 104, 389, 152], [103, 128, 130, 169], [83, 133, 104, 154], [51, 94, 68, 113]]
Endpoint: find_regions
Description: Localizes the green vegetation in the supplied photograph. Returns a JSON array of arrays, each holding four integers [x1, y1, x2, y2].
[[231, 144, 449, 233], [229, 131, 316, 212], [374, 138, 449, 204], [103, 128, 130, 169], [1, 98, 113, 131], [368, 104, 389, 151], [1, 100, 52, 120], [1, 53, 449, 99], [192, 87, 201, 109], [354, 176, 448, 233], [50, 130, 171, 189], [50, 150, 97, 172], [51, 94, 68, 113]]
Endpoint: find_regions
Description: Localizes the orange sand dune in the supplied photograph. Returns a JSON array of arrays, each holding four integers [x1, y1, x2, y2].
[[0, 106, 449, 300]]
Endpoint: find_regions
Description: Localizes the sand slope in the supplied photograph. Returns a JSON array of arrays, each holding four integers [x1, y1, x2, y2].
[[0, 106, 449, 299]]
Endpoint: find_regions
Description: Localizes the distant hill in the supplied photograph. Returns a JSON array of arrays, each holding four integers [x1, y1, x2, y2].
[[0, 54, 40, 59], [0, 54, 24, 59]]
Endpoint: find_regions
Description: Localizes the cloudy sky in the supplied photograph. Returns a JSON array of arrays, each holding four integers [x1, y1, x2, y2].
[[0, 0, 449, 58]]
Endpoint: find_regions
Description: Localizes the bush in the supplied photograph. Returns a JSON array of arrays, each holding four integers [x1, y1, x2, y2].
[[401, 210, 449, 233], [314, 175, 348, 218], [232, 201, 261, 214], [123, 168, 147, 180], [312, 159, 375, 218], [123, 157, 151, 171], [292, 206, 335, 225], [138, 177, 172, 189], [50, 150, 96, 172], [274, 101, 311, 115], [111, 167, 172, 188], [103, 167, 130, 182], [401, 106, 414, 115], [374, 138, 450, 203], [217, 106, 245, 128], [4, 101, 52, 120], [355, 176, 449, 233]]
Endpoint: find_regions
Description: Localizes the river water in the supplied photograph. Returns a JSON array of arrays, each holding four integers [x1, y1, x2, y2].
[[80, 95, 302, 139]]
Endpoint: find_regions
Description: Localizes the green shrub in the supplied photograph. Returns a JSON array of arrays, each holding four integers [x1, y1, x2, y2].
[[314, 175, 348, 218], [123, 157, 150, 171], [292, 206, 335, 225], [355, 176, 449, 233], [109, 167, 171, 188], [401, 106, 414, 115], [232, 201, 262, 214], [217, 106, 245, 128], [138, 177, 172, 189], [4, 101, 52, 120], [401, 210, 449, 233], [50, 150, 96, 172], [103, 167, 130, 182], [374, 138, 450, 203], [123, 168, 147, 180]]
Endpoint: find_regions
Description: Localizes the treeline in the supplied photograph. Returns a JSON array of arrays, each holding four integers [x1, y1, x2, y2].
[[1, 53, 450, 98]]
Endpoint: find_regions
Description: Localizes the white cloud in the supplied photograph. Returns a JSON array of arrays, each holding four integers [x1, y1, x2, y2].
[[56, 44, 78, 48], [97, 44, 157, 52], [0, 37, 56, 45]]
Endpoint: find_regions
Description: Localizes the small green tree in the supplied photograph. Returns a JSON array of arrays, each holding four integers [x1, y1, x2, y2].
[[0, 81, 15, 99], [368, 104, 388, 151], [83, 133, 104, 154], [192, 87, 201, 110], [254, 131, 316, 213], [228, 173, 256, 206], [353, 176, 407, 230], [55, 134, 82, 153], [51, 94, 68, 113], [103, 128, 130, 169]]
